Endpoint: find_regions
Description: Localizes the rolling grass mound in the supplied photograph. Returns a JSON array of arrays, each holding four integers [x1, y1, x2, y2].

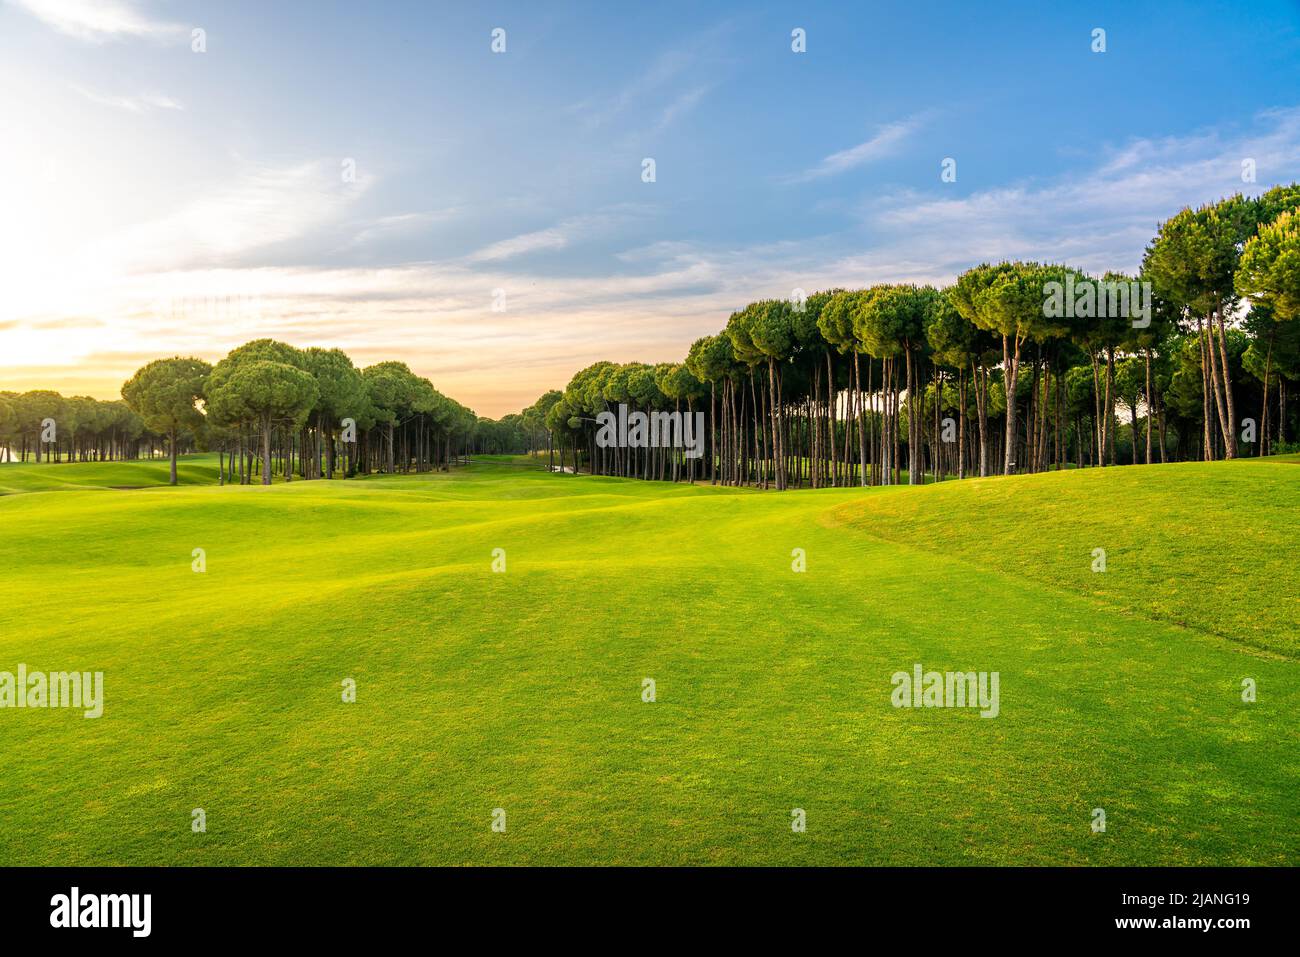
[[0, 454, 219, 493], [827, 458, 1300, 658]]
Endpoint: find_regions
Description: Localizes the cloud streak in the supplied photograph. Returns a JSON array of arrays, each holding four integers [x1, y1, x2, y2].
[[464, 207, 651, 264], [100, 160, 373, 273], [789, 116, 926, 182], [10, 0, 185, 43], [869, 107, 1300, 275], [72, 84, 182, 113]]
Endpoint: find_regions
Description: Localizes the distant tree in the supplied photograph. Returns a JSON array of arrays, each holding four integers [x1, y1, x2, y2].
[[361, 362, 419, 474], [206, 360, 318, 485], [1113, 356, 1146, 464], [656, 361, 706, 483], [853, 284, 933, 484], [15, 391, 62, 463], [121, 357, 212, 485], [926, 289, 997, 478], [1067, 272, 1136, 467], [0, 396, 15, 463], [301, 347, 366, 479], [685, 337, 725, 484], [819, 290, 871, 484], [953, 263, 1067, 474], [725, 307, 773, 488], [1142, 194, 1284, 459], [1237, 215, 1300, 448], [746, 299, 797, 490], [1237, 207, 1300, 320], [525, 389, 563, 471]]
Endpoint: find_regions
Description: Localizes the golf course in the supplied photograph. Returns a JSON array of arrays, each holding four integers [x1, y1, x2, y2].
[[0, 452, 1295, 865]]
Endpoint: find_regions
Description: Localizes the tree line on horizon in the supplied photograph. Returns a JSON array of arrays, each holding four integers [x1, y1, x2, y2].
[[522, 184, 1300, 488], [0, 340, 489, 486], [4, 185, 1299, 490]]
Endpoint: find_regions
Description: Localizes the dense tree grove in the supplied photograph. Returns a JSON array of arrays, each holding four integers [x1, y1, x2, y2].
[[527, 186, 1300, 486], [469, 411, 559, 457], [0, 391, 150, 465], [1, 339, 487, 485]]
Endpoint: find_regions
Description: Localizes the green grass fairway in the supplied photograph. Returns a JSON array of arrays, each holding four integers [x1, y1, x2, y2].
[[0, 455, 219, 494], [0, 454, 1296, 865]]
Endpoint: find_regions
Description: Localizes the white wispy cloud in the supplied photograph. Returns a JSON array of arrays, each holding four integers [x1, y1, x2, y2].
[[10, 0, 185, 43], [467, 225, 571, 263], [71, 84, 182, 113], [789, 115, 926, 182], [869, 107, 1300, 275], [345, 209, 462, 249], [653, 85, 709, 133], [465, 207, 651, 264], [568, 22, 730, 133], [571, 48, 696, 130], [93, 159, 374, 273]]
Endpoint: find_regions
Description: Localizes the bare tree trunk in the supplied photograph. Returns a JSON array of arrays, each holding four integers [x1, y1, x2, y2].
[[957, 368, 967, 479], [1260, 327, 1274, 456], [825, 350, 837, 487], [1214, 310, 1238, 458], [1279, 377, 1287, 445], [1144, 349, 1153, 464], [972, 359, 989, 478], [1003, 335, 1021, 475], [1027, 354, 1039, 473], [712, 382, 722, 486], [1090, 352, 1103, 465], [1104, 346, 1117, 466], [1196, 316, 1213, 459], [261, 415, 273, 485], [768, 358, 786, 490], [1203, 314, 1231, 456], [856, 353, 868, 486], [879, 358, 891, 484], [906, 346, 921, 485]]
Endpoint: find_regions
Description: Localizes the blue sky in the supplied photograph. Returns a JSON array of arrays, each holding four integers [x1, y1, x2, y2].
[[2, 0, 1300, 414]]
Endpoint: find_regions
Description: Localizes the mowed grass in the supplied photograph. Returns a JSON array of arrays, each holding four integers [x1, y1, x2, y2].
[[0, 454, 219, 493], [827, 455, 1300, 658], [0, 453, 1295, 865]]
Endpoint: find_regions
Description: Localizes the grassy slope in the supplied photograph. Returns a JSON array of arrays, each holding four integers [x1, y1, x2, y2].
[[827, 457, 1300, 657], [0, 454, 1294, 865], [0, 454, 219, 493]]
